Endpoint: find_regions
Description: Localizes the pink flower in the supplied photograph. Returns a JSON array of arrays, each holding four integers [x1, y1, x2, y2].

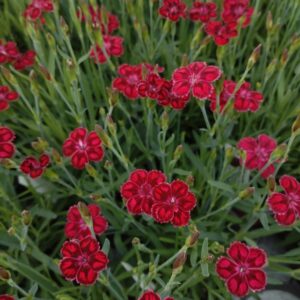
[[138, 73, 165, 100], [0, 126, 16, 159], [172, 62, 222, 99], [237, 134, 277, 179], [267, 175, 300, 226], [216, 242, 267, 297]]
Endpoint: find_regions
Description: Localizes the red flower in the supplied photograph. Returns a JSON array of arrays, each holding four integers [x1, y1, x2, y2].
[[121, 169, 167, 215], [23, 0, 54, 23], [138, 73, 165, 100], [13, 50, 36, 70], [209, 80, 263, 112], [237, 134, 277, 179], [158, 0, 187, 22], [20, 154, 50, 179], [172, 62, 222, 99], [216, 242, 267, 297], [138, 290, 174, 300], [90, 35, 124, 64], [0, 126, 16, 159], [189, 2, 217, 23], [0, 86, 19, 112], [222, 0, 254, 28], [65, 203, 108, 239], [112, 64, 164, 100], [267, 175, 300, 226], [62, 128, 104, 169], [78, 5, 119, 34], [205, 21, 238, 46], [157, 80, 190, 110], [59, 237, 108, 285], [0, 41, 20, 64], [152, 180, 196, 226], [0, 296, 15, 300]]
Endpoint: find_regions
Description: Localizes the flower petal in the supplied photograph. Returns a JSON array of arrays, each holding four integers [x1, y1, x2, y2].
[[153, 183, 171, 202], [200, 66, 222, 82], [80, 237, 99, 255], [147, 170, 166, 187], [275, 209, 296, 226], [171, 180, 188, 198], [121, 181, 139, 199], [247, 248, 267, 268], [171, 210, 190, 227], [279, 175, 299, 194], [86, 131, 102, 147], [70, 127, 87, 142], [177, 192, 196, 211], [61, 240, 81, 258], [76, 264, 98, 285], [129, 169, 148, 185], [192, 82, 213, 99], [246, 269, 267, 292], [216, 257, 237, 279], [267, 193, 289, 214], [59, 258, 79, 280], [227, 242, 249, 263], [226, 273, 249, 297], [89, 251, 108, 272], [152, 203, 174, 223]]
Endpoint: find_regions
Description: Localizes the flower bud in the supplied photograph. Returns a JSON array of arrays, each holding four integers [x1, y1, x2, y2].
[[78, 202, 90, 218], [0, 66, 17, 84], [52, 148, 63, 165], [271, 143, 287, 160], [280, 49, 288, 66], [0, 268, 11, 281], [266, 58, 278, 78], [86, 164, 97, 177], [239, 187, 255, 199], [186, 227, 200, 247], [107, 87, 118, 107], [104, 160, 113, 170], [21, 210, 32, 226], [32, 137, 49, 153], [266, 11, 273, 33], [161, 110, 169, 131], [225, 144, 234, 162], [289, 36, 300, 55], [292, 114, 300, 135], [95, 125, 112, 148], [211, 241, 225, 254], [107, 116, 117, 137], [0, 159, 16, 169], [173, 251, 187, 270], [185, 175, 195, 187], [132, 237, 140, 245], [89, 194, 103, 201], [181, 54, 189, 67], [267, 176, 276, 193], [173, 145, 183, 161], [7, 227, 16, 236], [247, 44, 262, 69]]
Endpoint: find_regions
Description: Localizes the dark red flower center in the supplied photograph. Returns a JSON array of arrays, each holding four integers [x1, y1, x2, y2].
[[254, 146, 269, 161], [288, 192, 300, 205], [139, 183, 152, 197], [128, 74, 140, 85], [76, 139, 87, 151], [233, 5, 246, 16]]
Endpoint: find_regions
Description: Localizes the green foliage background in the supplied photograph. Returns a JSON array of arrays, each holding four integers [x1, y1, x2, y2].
[[0, 0, 300, 299]]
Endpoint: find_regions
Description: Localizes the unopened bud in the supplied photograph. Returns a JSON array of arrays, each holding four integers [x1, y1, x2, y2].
[[39, 65, 52, 81], [266, 11, 273, 32], [132, 237, 140, 245], [239, 187, 255, 199], [0, 66, 17, 84], [104, 160, 113, 170], [89, 194, 102, 201], [173, 251, 187, 270], [86, 164, 97, 177], [225, 145, 234, 162], [186, 228, 200, 247], [107, 87, 118, 107], [107, 116, 117, 136], [7, 227, 16, 236], [0, 159, 16, 169], [211, 241, 225, 254], [247, 44, 262, 69], [44, 169, 59, 181], [280, 49, 288, 66], [0, 268, 11, 281], [290, 36, 300, 55], [181, 54, 189, 67], [21, 210, 32, 226], [267, 176, 276, 193], [185, 174, 194, 187], [32, 137, 49, 153], [95, 125, 112, 148], [52, 148, 62, 165], [173, 145, 183, 161], [161, 110, 169, 131], [292, 114, 300, 135], [271, 143, 287, 160]]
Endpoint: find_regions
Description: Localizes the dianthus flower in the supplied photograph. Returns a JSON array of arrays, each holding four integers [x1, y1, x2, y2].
[[216, 242, 267, 297], [0, 86, 19, 112], [138, 290, 174, 300], [237, 134, 277, 179], [189, 2, 217, 23], [205, 21, 238, 46], [152, 180, 196, 226], [20, 154, 50, 179], [65, 203, 108, 239], [172, 62, 222, 99], [267, 175, 300, 226], [90, 35, 124, 64], [62, 127, 104, 169], [158, 0, 187, 22], [0, 296, 15, 300], [59, 237, 108, 285], [23, 0, 54, 23], [0, 126, 16, 159], [121, 169, 166, 215]]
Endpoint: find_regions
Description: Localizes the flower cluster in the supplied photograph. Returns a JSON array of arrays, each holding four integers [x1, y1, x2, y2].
[[113, 61, 222, 110], [0, 86, 19, 112], [138, 290, 174, 300], [59, 202, 109, 285], [267, 175, 300, 226], [23, 0, 54, 24], [20, 153, 50, 179], [238, 134, 277, 179], [158, 0, 254, 46], [80, 5, 124, 64], [216, 242, 267, 297], [62, 127, 105, 169], [121, 170, 197, 227], [0, 40, 35, 71]]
